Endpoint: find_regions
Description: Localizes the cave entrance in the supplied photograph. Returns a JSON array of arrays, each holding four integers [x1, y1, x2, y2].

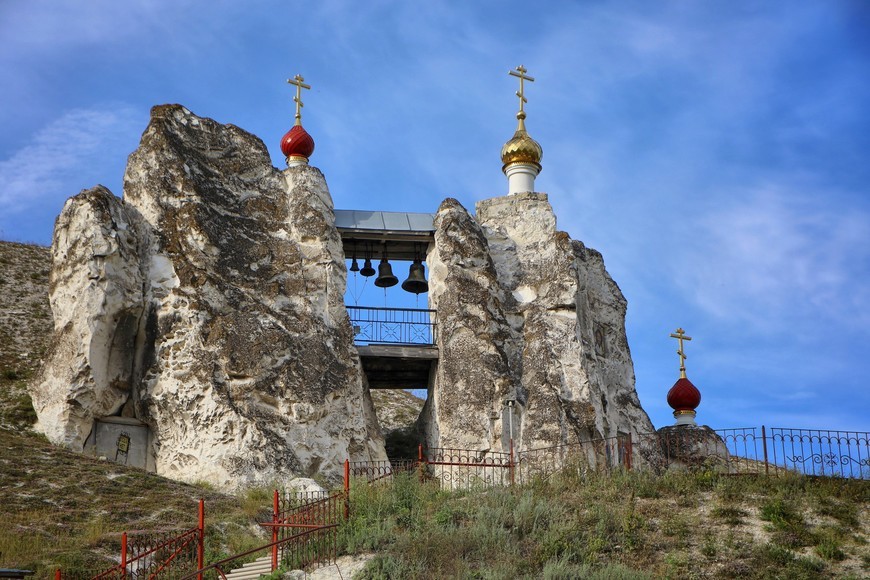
[[337, 209, 437, 460]]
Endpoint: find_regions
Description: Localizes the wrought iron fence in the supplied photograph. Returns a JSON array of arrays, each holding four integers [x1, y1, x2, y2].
[[769, 428, 870, 479], [423, 447, 515, 489], [265, 490, 345, 573], [347, 306, 436, 344], [349, 458, 420, 484], [515, 436, 631, 484], [345, 426, 869, 494]]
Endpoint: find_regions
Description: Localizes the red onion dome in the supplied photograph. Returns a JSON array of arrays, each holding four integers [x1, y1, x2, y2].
[[667, 377, 701, 412], [280, 124, 315, 160]]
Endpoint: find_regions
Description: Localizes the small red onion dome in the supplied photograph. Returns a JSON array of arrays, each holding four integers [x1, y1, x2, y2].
[[667, 377, 701, 412], [280, 124, 315, 161]]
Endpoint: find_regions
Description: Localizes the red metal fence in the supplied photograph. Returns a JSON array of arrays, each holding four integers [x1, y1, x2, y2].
[[58, 501, 204, 580], [346, 426, 869, 492], [57, 490, 345, 580], [263, 489, 345, 572]]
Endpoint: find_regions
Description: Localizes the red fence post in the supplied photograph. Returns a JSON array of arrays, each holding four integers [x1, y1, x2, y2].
[[626, 433, 633, 471], [343, 459, 350, 520], [761, 425, 770, 476], [197, 499, 205, 580], [55, 570, 61, 580], [271, 489, 279, 571], [120, 532, 128, 580]]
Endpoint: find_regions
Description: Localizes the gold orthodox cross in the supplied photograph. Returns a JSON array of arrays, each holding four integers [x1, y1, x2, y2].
[[509, 65, 535, 115], [669, 327, 692, 378], [287, 74, 311, 126]]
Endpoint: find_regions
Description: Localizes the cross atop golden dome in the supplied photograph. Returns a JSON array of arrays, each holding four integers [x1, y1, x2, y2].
[[501, 65, 543, 173]]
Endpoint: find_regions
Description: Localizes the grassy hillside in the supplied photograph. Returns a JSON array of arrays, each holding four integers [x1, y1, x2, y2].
[[343, 468, 869, 579], [0, 428, 267, 575]]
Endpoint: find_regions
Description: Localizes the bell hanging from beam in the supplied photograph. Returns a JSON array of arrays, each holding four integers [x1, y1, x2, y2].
[[401, 259, 428, 294], [374, 259, 398, 288], [349, 256, 360, 272], [360, 257, 375, 277]]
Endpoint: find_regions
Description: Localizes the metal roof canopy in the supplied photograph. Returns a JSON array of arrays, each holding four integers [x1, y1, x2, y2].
[[336, 210, 435, 262]]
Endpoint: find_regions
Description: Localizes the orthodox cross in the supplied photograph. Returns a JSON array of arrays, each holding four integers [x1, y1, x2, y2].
[[669, 327, 692, 379], [509, 65, 535, 115], [287, 74, 311, 126]]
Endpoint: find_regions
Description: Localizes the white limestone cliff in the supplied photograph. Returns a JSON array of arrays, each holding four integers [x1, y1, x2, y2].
[[32, 187, 144, 449], [423, 193, 655, 465], [31, 105, 386, 489]]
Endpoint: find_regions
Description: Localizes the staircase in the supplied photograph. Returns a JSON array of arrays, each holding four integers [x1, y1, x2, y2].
[[224, 555, 275, 580]]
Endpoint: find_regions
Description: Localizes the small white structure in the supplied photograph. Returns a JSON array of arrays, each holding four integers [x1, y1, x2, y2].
[[84, 416, 154, 470]]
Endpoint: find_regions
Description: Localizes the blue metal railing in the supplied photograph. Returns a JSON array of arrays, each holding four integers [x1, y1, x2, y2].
[[347, 306, 436, 345]]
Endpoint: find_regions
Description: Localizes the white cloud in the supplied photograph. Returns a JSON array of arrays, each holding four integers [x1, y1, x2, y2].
[[679, 186, 870, 331], [0, 105, 141, 215]]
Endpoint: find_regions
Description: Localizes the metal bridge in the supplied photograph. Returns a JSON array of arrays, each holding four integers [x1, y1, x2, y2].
[[347, 305, 438, 390]]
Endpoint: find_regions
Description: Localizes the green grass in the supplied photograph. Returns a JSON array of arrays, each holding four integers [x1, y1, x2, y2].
[[338, 467, 869, 579]]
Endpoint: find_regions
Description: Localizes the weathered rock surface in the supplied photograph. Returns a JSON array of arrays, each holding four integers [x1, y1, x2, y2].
[[31, 105, 386, 488], [32, 187, 144, 447], [421, 199, 515, 451], [370, 389, 425, 459], [0, 242, 52, 430], [31, 103, 657, 485], [423, 193, 655, 464], [645, 425, 731, 473]]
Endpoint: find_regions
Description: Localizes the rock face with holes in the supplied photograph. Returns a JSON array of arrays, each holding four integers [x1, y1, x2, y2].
[[423, 193, 655, 464], [31, 105, 386, 488]]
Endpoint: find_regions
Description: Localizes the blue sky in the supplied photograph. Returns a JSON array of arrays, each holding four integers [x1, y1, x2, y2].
[[1, 1, 868, 432]]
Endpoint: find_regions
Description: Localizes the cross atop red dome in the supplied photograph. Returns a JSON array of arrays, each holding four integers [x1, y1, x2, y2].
[[281, 75, 315, 166], [667, 328, 702, 426]]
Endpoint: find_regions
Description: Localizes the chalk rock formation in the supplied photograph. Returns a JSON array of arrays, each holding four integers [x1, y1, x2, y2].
[[653, 425, 731, 472], [31, 105, 386, 488], [31, 187, 144, 445], [424, 193, 654, 462]]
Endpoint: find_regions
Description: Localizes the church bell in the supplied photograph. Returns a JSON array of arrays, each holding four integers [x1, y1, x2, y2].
[[374, 259, 398, 288], [360, 257, 375, 277], [350, 257, 360, 272], [401, 260, 428, 294]]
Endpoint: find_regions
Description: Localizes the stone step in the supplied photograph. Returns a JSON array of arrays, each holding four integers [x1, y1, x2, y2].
[[224, 555, 275, 580]]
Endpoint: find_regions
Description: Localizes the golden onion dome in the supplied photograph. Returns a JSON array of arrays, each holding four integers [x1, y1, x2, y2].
[[501, 111, 543, 172]]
